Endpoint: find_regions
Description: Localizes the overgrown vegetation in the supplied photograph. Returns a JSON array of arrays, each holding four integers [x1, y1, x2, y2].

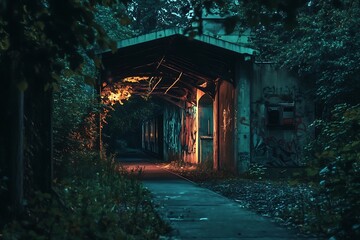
[[2, 72, 170, 238], [2, 152, 170, 239], [0, 0, 135, 222], [169, 118, 360, 239], [169, 102, 360, 239], [249, 0, 360, 107], [1, 0, 359, 239], [164, 160, 235, 182], [232, 1, 360, 238], [305, 104, 360, 239], [103, 96, 162, 153]]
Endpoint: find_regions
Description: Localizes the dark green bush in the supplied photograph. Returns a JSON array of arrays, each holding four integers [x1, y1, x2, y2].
[[2, 152, 170, 240], [307, 104, 360, 239]]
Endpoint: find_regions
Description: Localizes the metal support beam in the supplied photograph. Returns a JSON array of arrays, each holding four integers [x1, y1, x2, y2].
[[148, 77, 163, 96], [165, 72, 183, 94]]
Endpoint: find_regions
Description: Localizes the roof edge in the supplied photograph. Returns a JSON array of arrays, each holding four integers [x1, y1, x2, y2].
[[102, 28, 256, 55]]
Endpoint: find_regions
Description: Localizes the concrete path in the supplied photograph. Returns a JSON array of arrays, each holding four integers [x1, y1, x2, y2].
[[118, 156, 316, 240]]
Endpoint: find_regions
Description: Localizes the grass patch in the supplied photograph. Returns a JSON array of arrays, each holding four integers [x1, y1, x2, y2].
[[163, 160, 236, 182], [2, 151, 170, 240]]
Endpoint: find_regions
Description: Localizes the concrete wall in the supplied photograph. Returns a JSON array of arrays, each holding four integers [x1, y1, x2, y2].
[[162, 104, 182, 162], [251, 64, 314, 167], [181, 103, 197, 164], [234, 60, 252, 173], [142, 64, 314, 170], [142, 102, 197, 163]]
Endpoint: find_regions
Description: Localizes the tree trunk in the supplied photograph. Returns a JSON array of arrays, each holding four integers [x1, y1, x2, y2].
[[10, 82, 25, 216], [96, 77, 103, 158], [40, 88, 54, 192], [31, 83, 54, 193], [6, 0, 24, 216]]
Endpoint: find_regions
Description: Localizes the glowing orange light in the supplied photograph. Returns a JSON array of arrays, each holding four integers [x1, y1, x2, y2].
[[101, 82, 133, 106], [123, 76, 149, 83]]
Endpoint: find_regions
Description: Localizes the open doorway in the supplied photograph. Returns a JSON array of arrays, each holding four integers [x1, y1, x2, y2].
[[198, 94, 213, 166], [102, 96, 162, 157]]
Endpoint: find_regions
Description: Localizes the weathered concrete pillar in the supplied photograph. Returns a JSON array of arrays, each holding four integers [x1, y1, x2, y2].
[[213, 87, 219, 170], [235, 60, 252, 173]]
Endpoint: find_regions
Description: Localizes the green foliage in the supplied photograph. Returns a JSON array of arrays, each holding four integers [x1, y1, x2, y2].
[[1, 0, 135, 217], [166, 160, 235, 182], [126, 0, 191, 34], [95, 3, 136, 40], [103, 96, 162, 150], [306, 104, 360, 239], [2, 152, 170, 239], [251, 0, 360, 105], [0, 0, 132, 90], [52, 74, 102, 180], [247, 163, 267, 180], [53, 77, 94, 146]]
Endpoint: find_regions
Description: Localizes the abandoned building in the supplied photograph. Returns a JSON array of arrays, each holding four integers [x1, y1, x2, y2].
[[101, 26, 314, 173]]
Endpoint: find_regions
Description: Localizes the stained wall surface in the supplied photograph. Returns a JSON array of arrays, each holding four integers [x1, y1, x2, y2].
[[142, 63, 315, 171], [234, 61, 252, 173], [143, 102, 198, 163], [217, 80, 235, 171], [251, 64, 314, 167], [181, 104, 198, 164], [162, 104, 182, 162]]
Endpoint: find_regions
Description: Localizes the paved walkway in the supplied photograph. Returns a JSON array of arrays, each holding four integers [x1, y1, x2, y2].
[[118, 155, 316, 240]]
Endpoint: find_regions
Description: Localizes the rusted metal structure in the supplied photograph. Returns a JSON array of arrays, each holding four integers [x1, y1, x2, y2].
[[101, 28, 314, 173]]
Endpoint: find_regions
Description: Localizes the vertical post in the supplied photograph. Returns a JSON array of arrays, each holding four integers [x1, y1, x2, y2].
[[207, 118, 210, 135], [6, 0, 24, 216], [100, 84, 103, 158], [11, 89, 24, 214], [99, 111, 103, 157], [235, 59, 252, 173], [96, 75, 103, 159], [213, 84, 220, 170], [40, 88, 54, 192]]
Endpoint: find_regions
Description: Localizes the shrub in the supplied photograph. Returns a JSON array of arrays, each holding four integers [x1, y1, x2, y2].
[[2, 152, 170, 239], [307, 104, 360, 239]]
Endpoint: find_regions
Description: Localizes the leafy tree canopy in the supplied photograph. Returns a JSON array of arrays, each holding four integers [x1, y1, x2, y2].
[[0, 0, 131, 90], [126, 0, 192, 33], [247, 0, 360, 106]]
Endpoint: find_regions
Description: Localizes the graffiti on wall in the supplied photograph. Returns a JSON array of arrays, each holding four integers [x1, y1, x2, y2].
[[252, 133, 302, 166], [165, 110, 181, 152], [251, 84, 310, 167], [263, 85, 304, 101], [238, 152, 250, 171], [163, 105, 198, 163], [181, 106, 197, 155], [222, 105, 231, 141]]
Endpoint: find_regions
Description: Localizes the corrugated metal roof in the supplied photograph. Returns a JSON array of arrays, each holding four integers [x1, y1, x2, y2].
[[101, 28, 255, 106], [107, 28, 256, 55]]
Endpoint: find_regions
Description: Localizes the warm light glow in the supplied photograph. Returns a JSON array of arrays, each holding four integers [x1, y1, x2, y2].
[[101, 82, 133, 106], [123, 76, 149, 83], [199, 82, 207, 88]]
